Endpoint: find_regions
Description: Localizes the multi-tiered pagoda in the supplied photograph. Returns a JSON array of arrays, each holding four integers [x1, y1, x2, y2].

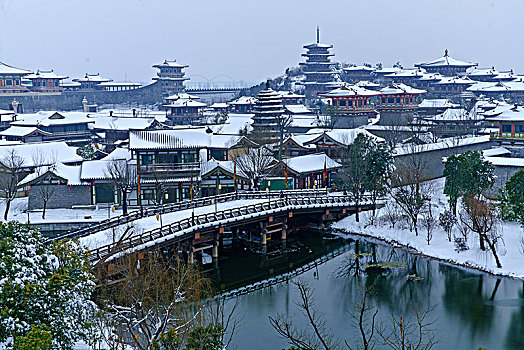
[[153, 59, 189, 93], [298, 28, 337, 99], [251, 81, 285, 143]]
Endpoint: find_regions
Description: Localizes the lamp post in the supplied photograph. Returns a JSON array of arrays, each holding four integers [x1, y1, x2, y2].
[[267, 180, 271, 206], [212, 199, 217, 213]]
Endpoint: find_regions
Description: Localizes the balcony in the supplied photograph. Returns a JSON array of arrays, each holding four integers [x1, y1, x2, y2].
[[490, 131, 524, 142], [139, 162, 200, 174]]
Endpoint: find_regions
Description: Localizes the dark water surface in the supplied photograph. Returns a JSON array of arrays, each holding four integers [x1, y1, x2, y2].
[[204, 230, 524, 350]]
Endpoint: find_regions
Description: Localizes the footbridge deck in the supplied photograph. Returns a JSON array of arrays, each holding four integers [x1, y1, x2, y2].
[[87, 193, 378, 265]]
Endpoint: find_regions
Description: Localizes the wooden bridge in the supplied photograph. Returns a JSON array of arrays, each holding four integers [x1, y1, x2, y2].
[[83, 191, 379, 269]]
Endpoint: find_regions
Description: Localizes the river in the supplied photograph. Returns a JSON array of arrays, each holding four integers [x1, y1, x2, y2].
[[204, 229, 524, 349]]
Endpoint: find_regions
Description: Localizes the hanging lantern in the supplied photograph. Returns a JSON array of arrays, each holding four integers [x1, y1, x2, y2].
[[28, 185, 31, 190], [88, 186, 92, 191], [68, 185, 71, 191], [57, 180, 61, 185]]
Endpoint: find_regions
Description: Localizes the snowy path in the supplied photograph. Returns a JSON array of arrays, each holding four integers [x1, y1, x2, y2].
[[80, 198, 268, 250]]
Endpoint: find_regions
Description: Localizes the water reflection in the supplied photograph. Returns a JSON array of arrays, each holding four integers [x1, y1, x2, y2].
[[207, 230, 524, 349]]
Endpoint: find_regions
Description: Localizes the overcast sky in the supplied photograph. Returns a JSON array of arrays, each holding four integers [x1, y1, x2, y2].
[[0, 0, 523, 85]]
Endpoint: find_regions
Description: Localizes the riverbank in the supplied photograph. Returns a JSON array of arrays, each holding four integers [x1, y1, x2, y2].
[[332, 178, 524, 280]]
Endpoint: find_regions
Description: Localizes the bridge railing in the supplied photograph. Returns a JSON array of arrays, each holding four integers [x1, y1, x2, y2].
[[88, 194, 374, 263], [54, 189, 335, 241]]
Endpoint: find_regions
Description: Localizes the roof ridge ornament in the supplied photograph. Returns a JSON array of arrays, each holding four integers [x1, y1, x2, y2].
[[444, 49, 449, 57]]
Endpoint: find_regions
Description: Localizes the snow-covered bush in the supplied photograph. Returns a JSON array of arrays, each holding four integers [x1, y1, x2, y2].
[[439, 210, 457, 242], [0, 221, 97, 349]]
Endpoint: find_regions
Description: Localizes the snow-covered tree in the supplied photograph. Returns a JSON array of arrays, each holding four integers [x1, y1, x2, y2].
[[0, 222, 97, 349]]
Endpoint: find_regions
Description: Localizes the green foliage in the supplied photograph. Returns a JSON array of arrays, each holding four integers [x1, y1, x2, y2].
[[0, 221, 96, 349], [499, 169, 524, 228], [186, 324, 224, 350], [13, 325, 52, 350], [335, 133, 393, 201], [152, 327, 181, 350], [76, 144, 97, 160], [444, 151, 495, 214]]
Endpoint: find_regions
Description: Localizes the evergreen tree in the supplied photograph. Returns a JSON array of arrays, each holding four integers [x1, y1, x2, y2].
[[500, 169, 524, 230], [444, 151, 495, 215], [0, 222, 96, 349]]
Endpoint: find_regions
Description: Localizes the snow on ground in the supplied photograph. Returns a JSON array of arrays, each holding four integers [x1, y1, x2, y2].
[[80, 198, 267, 250], [332, 178, 524, 279], [0, 197, 125, 224]]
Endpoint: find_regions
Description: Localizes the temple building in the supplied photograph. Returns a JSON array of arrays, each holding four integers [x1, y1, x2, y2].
[[415, 49, 477, 76], [341, 65, 374, 84], [251, 81, 285, 142], [487, 105, 524, 147], [318, 84, 379, 128], [432, 76, 475, 98], [228, 96, 257, 113], [375, 83, 426, 126], [73, 73, 112, 90], [152, 59, 189, 93], [298, 27, 337, 99], [0, 61, 31, 93], [163, 94, 207, 125], [25, 70, 68, 93]]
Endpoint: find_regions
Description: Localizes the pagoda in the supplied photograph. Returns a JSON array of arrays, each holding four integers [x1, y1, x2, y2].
[[251, 81, 285, 143], [153, 59, 189, 93], [298, 27, 337, 99]]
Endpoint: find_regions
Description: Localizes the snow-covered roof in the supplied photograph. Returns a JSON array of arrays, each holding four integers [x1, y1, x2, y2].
[[416, 51, 477, 68], [380, 82, 426, 95], [278, 91, 305, 99], [343, 65, 374, 72], [394, 136, 490, 156], [12, 111, 94, 127], [210, 103, 229, 109], [418, 99, 458, 108], [467, 67, 498, 77], [303, 42, 333, 49], [467, 81, 524, 93], [426, 108, 480, 122], [435, 76, 475, 85], [355, 81, 381, 89], [385, 68, 426, 78], [283, 153, 341, 174], [285, 104, 311, 115], [129, 128, 245, 150], [80, 160, 112, 180], [485, 156, 524, 168], [0, 141, 82, 167], [89, 115, 156, 131], [153, 60, 188, 69], [372, 67, 401, 74], [24, 69, 68, 80], [229, 96, 257, 105], [209, 113, 253, 135], [0, 61, 31, 75], [201, 159, 248, 178], [163, 99, 207, 108], [73, 73, 111, 83], [165, 92, 200, 101], [102, 147, 132, 161], [0, 126, 50, 137], [304, 128, 385, 146], [483, 147, 511, 158], [485, 105, 524, 122], [19, 163, 82, 186], [320, 84, 379, 97], [98, 82, 141, 87]]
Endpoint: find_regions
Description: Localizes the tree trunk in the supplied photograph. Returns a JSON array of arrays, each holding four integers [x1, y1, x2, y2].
[[484, 234, 502, 268], [4, 199, 11, 221], [42, 200, 47, 219], [479, 234, 486, 251], [122, 190, 128, 215]]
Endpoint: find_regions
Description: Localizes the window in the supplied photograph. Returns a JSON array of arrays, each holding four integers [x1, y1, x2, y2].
[[6, 80, 12, 86], [158, 153, 177, 163], [515, 124, 524, 133], [501, 124, 512, 133], [387, 97, 395, 104], [141, 154, 154, 165], [338, 99, 347, 107]]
